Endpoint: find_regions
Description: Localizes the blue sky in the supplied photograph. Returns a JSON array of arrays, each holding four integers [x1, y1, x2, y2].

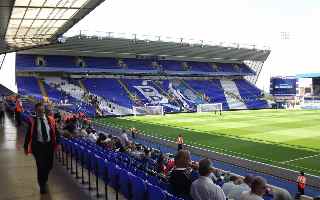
[[1, 0, 320, 91]]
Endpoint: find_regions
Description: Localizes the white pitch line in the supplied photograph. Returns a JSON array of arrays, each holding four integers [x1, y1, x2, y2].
[[280, 154, 320, 164]]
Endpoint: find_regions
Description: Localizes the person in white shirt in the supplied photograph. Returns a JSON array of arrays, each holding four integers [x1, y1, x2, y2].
[[239, 176, 267, 200], [228, 175, 254, 200], [88, 132, 98, 142], [222, 176, 240, 197], [190, 158, 226, 200], [120, 129, 130, 147]]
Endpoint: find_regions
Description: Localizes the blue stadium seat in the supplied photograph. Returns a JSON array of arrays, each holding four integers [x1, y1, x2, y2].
[[146, 182, 167, 200], [118, 169, 131, 199], [128, 173, 147, 200]]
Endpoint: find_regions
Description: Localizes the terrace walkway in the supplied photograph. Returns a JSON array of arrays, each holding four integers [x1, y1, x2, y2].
[[0, 113, 123, 200]]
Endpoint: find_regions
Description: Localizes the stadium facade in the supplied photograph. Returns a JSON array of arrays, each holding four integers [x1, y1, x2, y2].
[[15, 33, 271, 116]]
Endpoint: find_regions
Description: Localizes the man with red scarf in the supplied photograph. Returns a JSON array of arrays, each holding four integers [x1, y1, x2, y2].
[[24, 102, 59, 194]]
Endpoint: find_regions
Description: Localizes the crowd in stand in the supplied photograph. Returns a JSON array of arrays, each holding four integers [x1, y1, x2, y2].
[[53, 111, 295, 200], [1, 94, 310, 200]]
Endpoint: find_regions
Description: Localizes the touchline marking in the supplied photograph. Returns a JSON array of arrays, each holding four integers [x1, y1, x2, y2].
[[280, 154, 320, 164], [101, 121, 320, 174]]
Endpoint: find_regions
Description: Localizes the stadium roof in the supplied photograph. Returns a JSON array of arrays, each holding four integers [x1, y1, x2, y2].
[[18, 33, 271, 63], [296, 73, 320, 78], [0, 0, 105, 54], [0, 84, 15, 96]]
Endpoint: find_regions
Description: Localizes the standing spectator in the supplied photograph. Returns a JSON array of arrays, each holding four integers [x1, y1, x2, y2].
[[176, 134, 184, 151], [222, 176, 240, 197], [297, 171, 306, 196], [239, 176, 267, 200], [0, 100, 5, 125], [24, 102, 59, 194], [120, 129, 129, 147], [169, 150, 193, 198], [15, 95, 23, 126], [190, 158, 226, 200], [130, 127, 137, 139]]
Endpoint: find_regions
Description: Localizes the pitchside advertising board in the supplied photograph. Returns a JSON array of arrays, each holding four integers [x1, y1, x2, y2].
[[270, 77, 298, 100]]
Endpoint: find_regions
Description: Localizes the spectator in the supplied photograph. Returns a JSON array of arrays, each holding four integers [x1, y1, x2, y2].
[[130, 127, 137, 139], [79, 128, 87, 137], [96, 133, 107, 146], [141, 148, 151, 169], [176, 134, 184, 151], [169, 150, 193, 198], [86, 124, 95, 134], [87, 131, 98, 143], [239, 176, 267, 200], [155, 154, 167, 175], [190, 158, 226, 200], [15, 95, 23, 126], [228, 175, 254, 200], [120, 129, 130, 147], [0, 100, 5, 124], [297, 171, 306, 196], [222, 175, 240, 197], [62, 118, 77, 137], [24, 102, 59, 194], [273, 189, 293, 200]]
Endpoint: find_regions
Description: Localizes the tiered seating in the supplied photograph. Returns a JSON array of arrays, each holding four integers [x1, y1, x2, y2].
[[124, 58, 153, 70], [60, 137, 184, 200], [45, 55, 75, 68], [82, 78, 132, 108], [16, 76, 269, 112], [159, 60, 184, 71], [123, 79, 150, 104], [218, 63, 236, 73], [186, 79, 229, 110], [16, 77, 42, 100], [43, 82, 65, 102], [220, 79, 247, 109], [238, 63, 255, 74], [85, 57, 118, 69], [16, 54, 256, 76], [234, 79, 269, 109], [187, 61, 213, 72], [16, 54, 36, 68]]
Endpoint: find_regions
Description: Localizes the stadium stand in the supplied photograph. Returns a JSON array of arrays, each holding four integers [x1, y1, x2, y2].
[[16, 75, 269, 115], [4, 83, 319, 200], [12, 33, 320, 200]]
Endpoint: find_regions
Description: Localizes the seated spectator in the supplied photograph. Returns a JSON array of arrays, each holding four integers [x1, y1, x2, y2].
[[155, 154, 167, 175], [273, 189, 292, 200], [228, 175, 254, 200], [79, 128, 87, 137], [239, 176, 267, 200], [86, 124, 95, 134], [141, 148, 152, 169], [222, 175, 240, 197], [87, 131, 98, 143], [169, 150, 194, 198], [96, 133, 107, 146], [62, 118, 77, 138], [190, 158, 226, 200]]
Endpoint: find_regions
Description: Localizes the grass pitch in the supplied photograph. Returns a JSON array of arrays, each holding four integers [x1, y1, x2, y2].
[[95, 109, 320, 176]]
